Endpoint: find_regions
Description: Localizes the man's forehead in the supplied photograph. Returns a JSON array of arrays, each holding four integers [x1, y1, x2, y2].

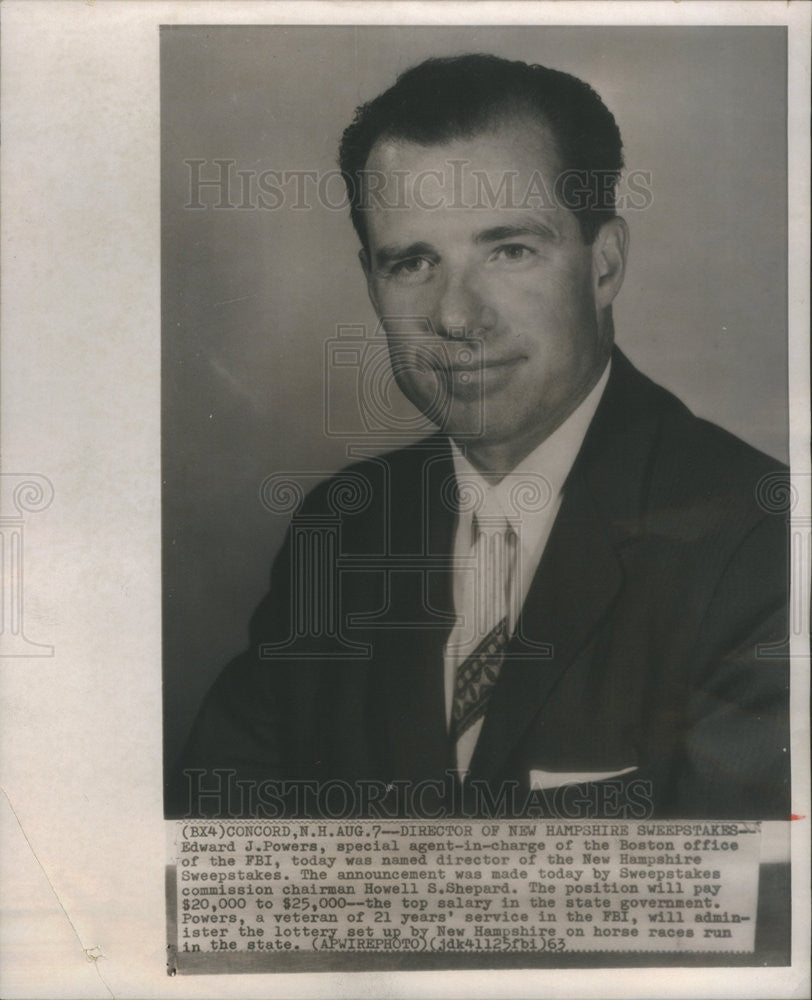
[[365, 113, 561, 178], [362, 116, 569, 238]]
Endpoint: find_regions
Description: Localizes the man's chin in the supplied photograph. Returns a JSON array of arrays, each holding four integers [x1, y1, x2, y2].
[[397, 381, 485, 437], [434, 411, 489, 443]]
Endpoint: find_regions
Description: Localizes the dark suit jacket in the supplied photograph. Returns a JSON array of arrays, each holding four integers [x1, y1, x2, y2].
[[172, 350, 790, 819]]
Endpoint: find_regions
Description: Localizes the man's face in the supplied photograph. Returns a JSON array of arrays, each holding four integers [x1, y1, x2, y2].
[[361, 115, 625, 468]]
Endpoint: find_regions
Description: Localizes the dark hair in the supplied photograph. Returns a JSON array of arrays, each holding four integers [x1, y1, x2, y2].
[[338, 53, 624, 246]]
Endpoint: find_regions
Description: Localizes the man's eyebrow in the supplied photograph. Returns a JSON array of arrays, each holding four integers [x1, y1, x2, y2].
[[474, 221, 558, 244], [374, 241, 436, 267]]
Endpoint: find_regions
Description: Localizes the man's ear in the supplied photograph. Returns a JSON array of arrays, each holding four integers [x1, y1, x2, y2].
[[359, 247, 380, 313], [591, 216, 629, 310]]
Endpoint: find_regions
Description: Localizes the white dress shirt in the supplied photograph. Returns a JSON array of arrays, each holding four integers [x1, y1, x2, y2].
[[444, 361, 611, 775]]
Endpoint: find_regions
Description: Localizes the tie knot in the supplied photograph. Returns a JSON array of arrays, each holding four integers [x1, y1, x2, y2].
[[472, 489, 513, 541], [474, 511, 508, 535]]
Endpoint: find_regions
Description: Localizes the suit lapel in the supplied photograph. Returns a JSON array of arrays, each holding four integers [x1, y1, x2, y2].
[[370, 439, 457, 782], [467, 349, 665, 783], [369, 350, 671, 786]]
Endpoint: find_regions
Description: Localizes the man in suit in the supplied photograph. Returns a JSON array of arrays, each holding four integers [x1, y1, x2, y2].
[[174, 55, 789, 819]]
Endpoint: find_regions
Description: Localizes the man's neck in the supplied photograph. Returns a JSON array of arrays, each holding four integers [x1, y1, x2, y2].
[[456, 360, 612, 485]]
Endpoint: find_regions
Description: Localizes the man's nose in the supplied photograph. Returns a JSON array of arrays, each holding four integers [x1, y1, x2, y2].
[[435, 269, 494, 339]]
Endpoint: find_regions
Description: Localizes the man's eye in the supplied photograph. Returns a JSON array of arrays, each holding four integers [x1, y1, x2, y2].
[[490, 244, 536, 263], [391, 257, 432, 278]]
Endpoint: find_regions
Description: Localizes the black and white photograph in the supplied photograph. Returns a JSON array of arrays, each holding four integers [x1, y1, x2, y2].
[[164, 27, 790, 822], [1, 2, 809, 997]]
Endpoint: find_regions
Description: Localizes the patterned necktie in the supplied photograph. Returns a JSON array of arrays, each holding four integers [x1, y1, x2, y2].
[[449, 614, 510, 742], [449, 518, 517, 746]]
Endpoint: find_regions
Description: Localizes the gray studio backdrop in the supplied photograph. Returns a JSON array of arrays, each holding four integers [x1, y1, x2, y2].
[[162, 25, 787, 775]]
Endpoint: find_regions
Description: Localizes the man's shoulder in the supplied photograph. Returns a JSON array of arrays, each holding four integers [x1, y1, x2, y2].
[[610, 354, 787, 533], [648, 373, 784, 497], [297, 435, 451, 517], [579, 351, 787, 550]]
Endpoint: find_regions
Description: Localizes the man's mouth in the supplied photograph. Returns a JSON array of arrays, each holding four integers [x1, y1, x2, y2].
[[446, 357, 523, 372], [412, 353, 524, 373]]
